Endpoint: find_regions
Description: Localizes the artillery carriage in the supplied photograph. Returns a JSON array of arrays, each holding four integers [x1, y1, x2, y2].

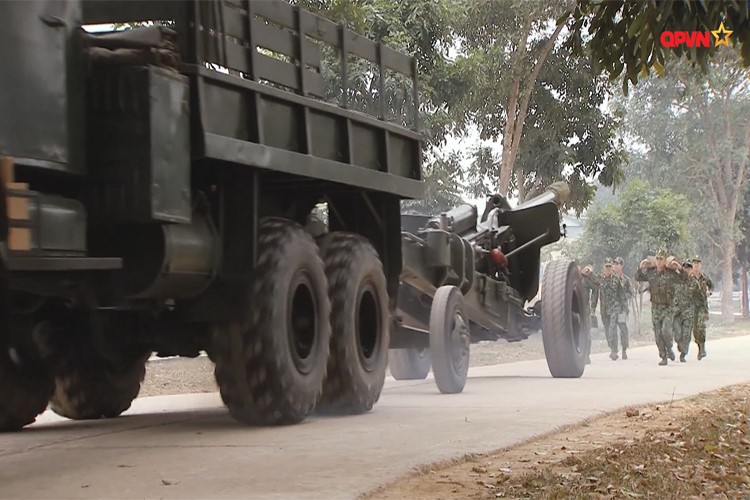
[[389, 183, 589, 392]]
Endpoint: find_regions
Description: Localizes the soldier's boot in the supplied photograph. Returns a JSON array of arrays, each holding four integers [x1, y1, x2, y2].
[[698, 343, 707, 360], [667, 348, 676, 361], [679, 352, 686, 362], [621, 349, 627, 360], [659, 357, 668, 366], [609, 350, 618, 361]]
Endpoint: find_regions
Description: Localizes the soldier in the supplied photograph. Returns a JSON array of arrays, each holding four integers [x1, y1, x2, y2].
[[636, 249, 681, 365], [579, 265, 599, 364], [670, 259, 696, 362], [612, 257, 633, 360], [598, 258, 625, 360], [691, 256, 713, 359]]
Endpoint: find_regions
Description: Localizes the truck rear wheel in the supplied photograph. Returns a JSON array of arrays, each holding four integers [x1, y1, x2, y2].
[[541, 260, 586, 378], [316, 233, 389, 414], [212, 218, 331, 425], [42, 314, 150, 420], [0, 322, 54, 432], [430, 286, 470, 394], [0, 238, 54, 431], [389, 348, 430, 380]]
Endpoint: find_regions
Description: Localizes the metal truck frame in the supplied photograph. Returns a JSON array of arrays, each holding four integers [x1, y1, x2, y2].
[[388, 184, 589, 393], [0, 0, 422, 431]]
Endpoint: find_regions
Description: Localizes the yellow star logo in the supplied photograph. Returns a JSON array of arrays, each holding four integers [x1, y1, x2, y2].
[[711, 22, 732, 47]]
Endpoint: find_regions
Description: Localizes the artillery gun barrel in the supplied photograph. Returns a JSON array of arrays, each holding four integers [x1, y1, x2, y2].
[[426, 204, 478, 236], [513, 181, 570, 211]]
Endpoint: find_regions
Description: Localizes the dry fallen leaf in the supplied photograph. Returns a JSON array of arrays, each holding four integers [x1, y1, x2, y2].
[[626, 409, 640, 418]]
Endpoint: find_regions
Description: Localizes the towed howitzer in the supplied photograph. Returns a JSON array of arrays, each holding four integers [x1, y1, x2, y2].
[[390, 181, 587, 392]]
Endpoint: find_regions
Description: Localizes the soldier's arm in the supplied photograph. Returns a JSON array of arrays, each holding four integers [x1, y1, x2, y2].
[[634, 267, 650, 282], [625, 277, 634, 298], [590, 280, 599, 312], [706, 275, 714, 293]]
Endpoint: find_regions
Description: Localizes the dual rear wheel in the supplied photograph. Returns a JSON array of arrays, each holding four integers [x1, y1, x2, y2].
[[211, 219, 390, 425]]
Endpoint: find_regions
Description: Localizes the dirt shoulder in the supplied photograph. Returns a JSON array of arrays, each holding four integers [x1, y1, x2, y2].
[[364, 383, 750, 499]]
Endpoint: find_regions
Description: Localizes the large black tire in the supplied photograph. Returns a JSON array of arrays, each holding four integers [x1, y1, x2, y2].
[[316, 233, 390, 414], [212, 218, 331, 425], [429, 286, 470, 394], [541, 260, 587, 378], [41, 313, 150, 420], [0, 250, 54, 431], [389, 348, 430, 380]]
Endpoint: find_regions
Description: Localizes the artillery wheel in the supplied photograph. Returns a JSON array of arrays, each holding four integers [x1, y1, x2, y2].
[[429, 286, 470, 394], [212, 218, 331, 425], [43, 313, 151, 420], [316, 233, 389, 414], [541, 260, 587, 378], [389, 348, 431, 380]]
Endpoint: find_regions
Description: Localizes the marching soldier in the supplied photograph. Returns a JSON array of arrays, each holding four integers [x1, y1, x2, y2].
[[691, 256, 713, 359], [613, 257, 633, 360], [579, 265, 600, 364], [636, 249, 681, 365], [670, 259, 696, 362], [598, 258, 625, 360]]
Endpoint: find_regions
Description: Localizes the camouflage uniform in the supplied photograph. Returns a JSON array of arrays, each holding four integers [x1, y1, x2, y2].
[[580, 268, 600, 364], [691, 258, 713, 359], [614, 257, 633, 358], [598, 258, 625, 360], [671, 261, 696, 361], [635, 250, 682, 365]]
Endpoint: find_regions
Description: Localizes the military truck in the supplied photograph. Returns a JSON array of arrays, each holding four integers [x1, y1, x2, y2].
[[0, 0, 423, 431], [388, 185, 588, 393]]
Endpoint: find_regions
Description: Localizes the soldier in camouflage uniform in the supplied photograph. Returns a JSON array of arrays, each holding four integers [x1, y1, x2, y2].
[[579, 265, 600, 364], [597, 258, 625, 360], [635, 249, 681, 365], [691, 256, 713, 360], [613, 257, 633, 360], [670, 259, 696, 362]]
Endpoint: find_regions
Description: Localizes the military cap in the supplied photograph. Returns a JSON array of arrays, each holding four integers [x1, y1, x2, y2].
[[691, 255, 702, 262], [614, 257, 624, 265], [683, 260, 693, 268], [604, 257, 613, 266], [656, 249, 667, 258]]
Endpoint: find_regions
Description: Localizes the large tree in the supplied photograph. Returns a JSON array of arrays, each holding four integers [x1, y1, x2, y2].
[[449, 0, 623, 210], [568, 0, 750, 91], [622, 51, 750, 321]]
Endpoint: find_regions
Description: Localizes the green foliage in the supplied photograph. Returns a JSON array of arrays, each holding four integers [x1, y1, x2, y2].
[[619, 51, 750, 287], [577, 179, 692, 270], [568, 0, 750, 92], [450, 0, 624, 211]]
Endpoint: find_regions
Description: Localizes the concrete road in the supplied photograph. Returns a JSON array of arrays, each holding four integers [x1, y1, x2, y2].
[[1, 335, 748, 500]]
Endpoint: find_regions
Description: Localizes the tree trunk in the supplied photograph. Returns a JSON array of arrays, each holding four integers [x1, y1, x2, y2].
[[741, 264, 748, 318], [517, 168, 526, 203], [720, 245, 735, 322]]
